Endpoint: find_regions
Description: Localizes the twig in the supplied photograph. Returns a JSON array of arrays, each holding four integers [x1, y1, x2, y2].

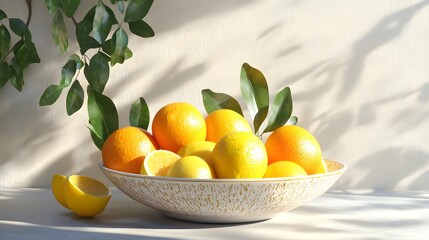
[[71, 16, 78, 26], [25, 0, 32, 26]]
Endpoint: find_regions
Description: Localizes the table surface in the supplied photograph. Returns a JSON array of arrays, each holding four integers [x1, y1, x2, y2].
[[0, 188, 428, 240]]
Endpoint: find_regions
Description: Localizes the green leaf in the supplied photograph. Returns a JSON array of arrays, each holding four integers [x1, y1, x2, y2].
[[45, 0, 60, 14], [51, 10, 68, 52], [68, 53, 83, 69], [124, 0, 153, 22], [9, 68, 23, 91], [60, 0, 81, 17], [87, 86, 118, 148], [0, 9, 7, 20], [253, 106, 268, 134], [0, 25, 11, 59], [129, 97, 150, 130], [128, 20, 154, 38], [105, 5, 118, 25], [111, 27, 128, 66], [263, 86, 293, 133], [117, 1, 125, 13], [0, 62, 10, 89], [287, 115, 298, 125], [201, 89, 244, 116], [88, 123, 104, 150], [66, 80, 84, 115], [13, 41, 41, 69], [9, 18, 31, 40], [39, 84, 63, 106], [84, 51, 109, 93], [240, 63, 269, 119], [59, 60, 77, 88], [76, 7, 99, 54], [124, 47, 133, 60], [93, 0, 111, 44]]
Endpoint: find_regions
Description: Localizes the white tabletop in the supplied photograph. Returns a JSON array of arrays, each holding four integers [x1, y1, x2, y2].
[[0, 188, 427, 240]]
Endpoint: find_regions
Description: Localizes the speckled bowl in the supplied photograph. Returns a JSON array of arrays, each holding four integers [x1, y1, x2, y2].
[[100, 159, 346, 223]]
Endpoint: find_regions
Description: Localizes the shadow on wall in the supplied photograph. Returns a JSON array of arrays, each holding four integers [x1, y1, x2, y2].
[[338, 0, 429, 101], [147, 0, 255, 34], [354, 148, 429, 190]]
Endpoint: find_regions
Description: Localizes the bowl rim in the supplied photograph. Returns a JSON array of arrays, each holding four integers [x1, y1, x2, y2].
[[99, 159, 347, 183]]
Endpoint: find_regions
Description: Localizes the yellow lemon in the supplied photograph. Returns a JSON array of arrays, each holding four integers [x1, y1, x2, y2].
[[177, 141, 216, 177], [263, 161, 308, 178], [205, 109, 252, 143], [51, 174, 69, 209], [167, 156, 213, 179], [142, 150, 181, 176], [64, 175, 111, 218], [213, 132, 267, 178]]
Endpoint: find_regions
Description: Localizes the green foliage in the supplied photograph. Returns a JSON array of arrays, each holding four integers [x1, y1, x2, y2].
[[0, 14, 40, 92], [202, 63, 297, 137], [1, 0, 155, 149], [201, 89, 244, 116], [129, 97, 150, 130]]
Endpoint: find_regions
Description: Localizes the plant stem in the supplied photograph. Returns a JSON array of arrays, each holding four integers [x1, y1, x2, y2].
[[71, 16, 78, 26], [25, 0, 32, 26]]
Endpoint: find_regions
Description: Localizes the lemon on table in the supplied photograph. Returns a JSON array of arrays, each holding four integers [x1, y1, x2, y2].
[[213, 132, 268, 179], [265, 125, 327, 175], [263, 161, 308, 178], [64, 175, 111, 218], [177, 141, 216, 177], [167, 156, 213, 179], [52, 174, 69, 209], [142, 150, 181, 176], [205, 109, 252, 143]]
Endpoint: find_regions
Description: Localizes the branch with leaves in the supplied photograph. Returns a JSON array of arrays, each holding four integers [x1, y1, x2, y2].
[[202, 63, 298, 138], [1, 0, 155, 150]]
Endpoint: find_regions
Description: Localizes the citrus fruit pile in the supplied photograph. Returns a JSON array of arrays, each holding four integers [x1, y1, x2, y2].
[[101, 102, 327, 179]]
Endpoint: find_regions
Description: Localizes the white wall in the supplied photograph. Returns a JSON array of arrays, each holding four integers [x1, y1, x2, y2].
[[1, 0, 428, 190]]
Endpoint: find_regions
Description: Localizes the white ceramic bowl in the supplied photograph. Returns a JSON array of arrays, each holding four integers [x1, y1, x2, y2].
[[100, 159, 346, 223]]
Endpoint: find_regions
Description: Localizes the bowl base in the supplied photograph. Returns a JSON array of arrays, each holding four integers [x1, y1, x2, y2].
[[163, 212, 274, 224]]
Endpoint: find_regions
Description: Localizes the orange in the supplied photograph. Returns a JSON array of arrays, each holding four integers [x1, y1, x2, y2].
[[213, 131, 267, 178], [205, 109, 252, 143], [152, 102, 206, 152], [265, 125, 326, 175], [102, 126, 159, 174], [263, 161, 307, 178]]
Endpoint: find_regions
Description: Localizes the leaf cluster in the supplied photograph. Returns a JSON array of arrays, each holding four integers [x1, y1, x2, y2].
[[38, 0, 155, 149], [0, 10, 40, 91], [202, 63, 298, 137]]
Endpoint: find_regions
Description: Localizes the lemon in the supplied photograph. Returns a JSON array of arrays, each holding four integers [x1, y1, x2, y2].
[[64, 175, 111, 218], [205, 109, 252, 143], [263, 161, 308, 178], [177, 141, 216, 177], [142, 150, 181, 176], [213, 132, 268, 178], [167, 156, 213, 179], [51, 174, 69, 209]]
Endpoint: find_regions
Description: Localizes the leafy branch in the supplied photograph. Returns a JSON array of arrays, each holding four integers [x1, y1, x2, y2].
[[1, 0, 155, 150], [202, 63, 298, 138]]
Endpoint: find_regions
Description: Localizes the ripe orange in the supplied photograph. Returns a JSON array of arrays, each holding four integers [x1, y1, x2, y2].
[[213, 131, 267, 179], [263, 161, 307, 178], [265, 125, 326, 175], [102, 126, 158, 174], [205, 109, 252, 143], [152, 102, 206, 152]]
